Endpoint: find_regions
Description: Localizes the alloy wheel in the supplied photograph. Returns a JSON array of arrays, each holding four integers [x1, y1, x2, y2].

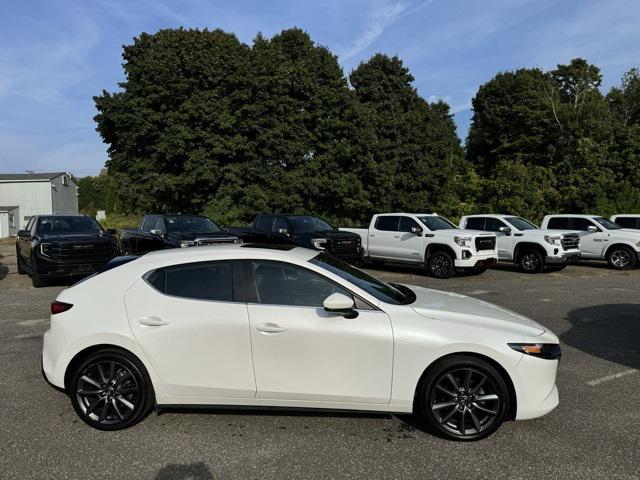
[[430, 254, 451, 277], [610, 249, 631, 268], [521, 253, 541, 272], [429, 367, 501, 437], [75, 360, 139, 425]]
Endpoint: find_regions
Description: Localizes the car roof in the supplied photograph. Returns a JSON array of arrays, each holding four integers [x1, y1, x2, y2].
[[543, 214, 600, 218], [136, 243, 319, 267], [462, 214, 512, 218], [375, 212, 439, 216], [611, 214, 639, 218]]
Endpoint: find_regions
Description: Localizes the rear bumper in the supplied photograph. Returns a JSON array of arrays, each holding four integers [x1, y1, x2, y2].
[[545, 250, 580, 265]]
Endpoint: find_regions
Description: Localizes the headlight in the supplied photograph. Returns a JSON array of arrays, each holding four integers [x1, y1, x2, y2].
[[311, 238, 327, 250], [40, 243, 52, 257], [544, 235, 561, 245], [180, 240, 195, 248], [508, 343, 561, 360], [454, 236, 472, 247]]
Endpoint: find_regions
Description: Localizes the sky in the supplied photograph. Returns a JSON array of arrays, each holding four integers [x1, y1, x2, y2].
[[1, 0, 640, 177]]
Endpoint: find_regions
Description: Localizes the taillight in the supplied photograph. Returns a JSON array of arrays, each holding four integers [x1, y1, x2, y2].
[[51, 301, 73, 314]]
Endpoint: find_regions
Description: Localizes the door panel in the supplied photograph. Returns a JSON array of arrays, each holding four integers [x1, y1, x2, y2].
[[394, 216, 424, 261], [124, 276, 256, 398], [368, 216, 399, 259], [248, 304, 393, 403], [570, 218, 605, 257], [484, 218, 512, 259]]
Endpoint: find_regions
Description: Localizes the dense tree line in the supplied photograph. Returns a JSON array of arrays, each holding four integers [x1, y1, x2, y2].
[[87, 28, 640, 225]]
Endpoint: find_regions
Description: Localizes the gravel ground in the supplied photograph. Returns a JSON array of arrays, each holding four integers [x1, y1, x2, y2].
[[0, 243, 638, 480]]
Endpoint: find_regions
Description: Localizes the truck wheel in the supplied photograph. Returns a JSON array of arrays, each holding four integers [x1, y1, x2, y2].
[[607, 245, 637, 270], [16, 247, 26, 275], [518, 250, 544, 273], [31, 273, 47, 288], [428, 251, 455, 279]]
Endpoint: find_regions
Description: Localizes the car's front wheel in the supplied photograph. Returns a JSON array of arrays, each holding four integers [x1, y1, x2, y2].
[[427, 250, 455, 279], [69, 348, 154, 430], [518, 250, 544, 273], [419, 355, 509, 441], [16, 247, 26, 274]]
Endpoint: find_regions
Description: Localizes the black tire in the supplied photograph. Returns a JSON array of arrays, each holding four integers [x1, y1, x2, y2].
[[16, 247, 26, 275], [31, 273, 47, 288], [427, 250, 455, 279], [69, 348, 154, 431], [418, 355, 510, 441], [471, 264, 488, 275], [606, 245, 637, 270], [518, 249, 544, 274]]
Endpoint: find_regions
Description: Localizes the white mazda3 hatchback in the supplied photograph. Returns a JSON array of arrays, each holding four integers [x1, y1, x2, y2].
[[42, 244, 560, 440]]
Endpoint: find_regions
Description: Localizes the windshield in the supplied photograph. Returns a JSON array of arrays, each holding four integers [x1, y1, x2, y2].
[[37, 216, 103, 235], [417, 216, 457, 231], [594, 217, 622, 230], [505, 216, 538, 230], [287, 216, 334, 233], [310, 253, 415, 305], [165, 216, 220, 234]]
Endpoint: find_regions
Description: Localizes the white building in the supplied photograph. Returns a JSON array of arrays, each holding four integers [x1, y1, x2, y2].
[[0, 172, 78, 238]]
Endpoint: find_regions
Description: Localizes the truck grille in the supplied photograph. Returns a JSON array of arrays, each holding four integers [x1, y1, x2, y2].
[[561, 233, 580, 250], [328, 238, 361, 256], [475, 236, 496, 251], [46, 242, 117, 262]]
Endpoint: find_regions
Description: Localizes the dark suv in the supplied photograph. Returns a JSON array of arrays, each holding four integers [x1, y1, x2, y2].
[[16, 215, 119, 287]]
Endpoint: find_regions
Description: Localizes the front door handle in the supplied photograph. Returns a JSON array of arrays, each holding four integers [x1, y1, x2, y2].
[[394, 234, 400, 238], [256, 323, 287, 334], [139, 316, 169, 326]]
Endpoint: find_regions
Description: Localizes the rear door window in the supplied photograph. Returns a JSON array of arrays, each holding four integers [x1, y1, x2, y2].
[[614, 217, 637, 228], [374, 216, 399, 232], [147, 261, 234, 302]]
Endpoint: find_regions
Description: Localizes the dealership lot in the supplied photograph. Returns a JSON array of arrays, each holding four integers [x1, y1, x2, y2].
[[0, 242, 638, 480]]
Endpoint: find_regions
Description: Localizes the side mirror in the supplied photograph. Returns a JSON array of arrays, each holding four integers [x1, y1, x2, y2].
[[498, 226, 511, 235], [323, 293, 358, 319], [277, 228, 289, 235], [587, 225, 598, 233], [17, 229, 30, 237], [410, 226, 423, 235], [150, 229, 163, 237], [106, 228, 117, 235]]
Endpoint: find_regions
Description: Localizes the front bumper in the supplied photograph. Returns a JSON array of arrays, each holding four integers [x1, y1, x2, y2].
[[454, 251, 498, 268], [36, 257, 115, 278], [545, 250, 581, 265]]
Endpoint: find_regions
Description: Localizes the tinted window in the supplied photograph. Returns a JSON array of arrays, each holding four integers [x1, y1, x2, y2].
[[37, 216, 103, 235], [273, 217, 289, 233], [571, 218, 597, 231], [375, 216, 399, 231], [253, 261, 351, 307], [484, 217, 508, 232], [547, 217, 569, 229], [615, 217, 638, 229], [141, 216, 161, 233], [465, 217, 484, 230], [398, 216, 419, 232], [148, 261, 234, 302], [310, 253, 415, 305], [165, 216, 220, 234], [504, 217, 538, 230], [286, 216, 334, 233], [255, 216, 274, 231]]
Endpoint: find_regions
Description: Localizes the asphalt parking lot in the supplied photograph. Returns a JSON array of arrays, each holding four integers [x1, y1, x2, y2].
[[1, 241, 638, 480]]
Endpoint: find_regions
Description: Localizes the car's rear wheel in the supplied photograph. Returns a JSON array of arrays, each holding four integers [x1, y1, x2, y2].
[[427, 251, 455, 279], [419, 355, 509, 441], [518, 250, 544, 273], [607, 245, 637, 270], [69, 349, 154, 430]]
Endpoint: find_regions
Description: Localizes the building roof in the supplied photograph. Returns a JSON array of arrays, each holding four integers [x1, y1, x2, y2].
[[0, 172, 66, 182], [0, 205, 19, 211]]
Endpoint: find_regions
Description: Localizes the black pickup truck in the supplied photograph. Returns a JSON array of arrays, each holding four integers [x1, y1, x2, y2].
[[119, 214, 238, 255], [228, 214, 363, 264], [16, 214, 119, 287]]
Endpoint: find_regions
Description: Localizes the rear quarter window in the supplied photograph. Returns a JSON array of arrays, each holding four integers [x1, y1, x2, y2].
[[547, 218, 569, 229], [146, 261, 234, 302]]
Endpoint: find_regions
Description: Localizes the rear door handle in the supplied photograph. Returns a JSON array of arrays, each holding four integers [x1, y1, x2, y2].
[[256, 323, 287, 334], [394, 235, 400, 238], [139, 316, 170, 326]]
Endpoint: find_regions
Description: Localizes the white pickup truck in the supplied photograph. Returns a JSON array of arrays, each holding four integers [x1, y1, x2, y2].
[[542, 214, 640, 269], [340, 213, 498, 278], [459, 214, 581, 273]]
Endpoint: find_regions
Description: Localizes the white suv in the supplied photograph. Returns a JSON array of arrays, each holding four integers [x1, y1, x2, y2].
[[459, 214, 581, 273], [541, 214, 640, 269]]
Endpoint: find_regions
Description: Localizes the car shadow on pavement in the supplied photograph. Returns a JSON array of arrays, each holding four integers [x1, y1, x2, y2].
[[156, 462, 213, 480], [0, 264, 8, 281], [562, 303, 640, 370]]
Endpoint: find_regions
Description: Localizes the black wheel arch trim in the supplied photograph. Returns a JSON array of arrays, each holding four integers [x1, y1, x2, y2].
[[513, 242, 546, 264], [425, 244, 457, 261]]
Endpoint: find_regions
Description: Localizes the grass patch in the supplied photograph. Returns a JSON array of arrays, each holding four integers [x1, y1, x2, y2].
[[99, 214, 143, 233]]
